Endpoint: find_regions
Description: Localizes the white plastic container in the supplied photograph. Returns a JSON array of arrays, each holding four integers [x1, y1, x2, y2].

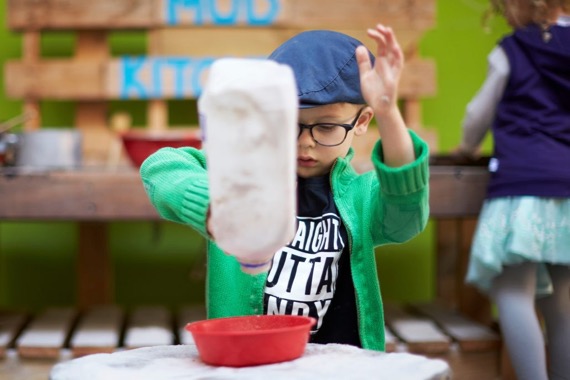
[[199, 58, 298, 274]]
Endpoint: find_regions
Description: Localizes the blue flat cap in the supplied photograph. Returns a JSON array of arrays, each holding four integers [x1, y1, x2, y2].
[[268, 30, 375, 108]]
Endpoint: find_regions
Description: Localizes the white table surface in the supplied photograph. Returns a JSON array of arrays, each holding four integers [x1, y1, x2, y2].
[[50, 343, 451, 380]]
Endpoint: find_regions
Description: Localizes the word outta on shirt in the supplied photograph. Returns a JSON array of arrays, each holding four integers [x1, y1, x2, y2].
[[265, 213, 345, 332]]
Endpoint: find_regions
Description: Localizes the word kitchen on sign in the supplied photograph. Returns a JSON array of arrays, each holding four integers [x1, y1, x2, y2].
[[111, 0, 284, 99]]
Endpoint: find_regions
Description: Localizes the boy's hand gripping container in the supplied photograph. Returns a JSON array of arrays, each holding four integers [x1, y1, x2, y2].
[[199, 58, 298, 274]]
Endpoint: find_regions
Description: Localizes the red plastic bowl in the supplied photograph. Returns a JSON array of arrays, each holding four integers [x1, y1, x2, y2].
[[121, 129, 202, 167], [185, 315, 316, 367]]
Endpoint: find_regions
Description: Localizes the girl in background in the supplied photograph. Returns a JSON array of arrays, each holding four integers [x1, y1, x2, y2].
[[456, 1, 570, 379]]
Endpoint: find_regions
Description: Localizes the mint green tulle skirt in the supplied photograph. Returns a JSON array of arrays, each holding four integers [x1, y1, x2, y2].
[[465, 196, 570, 296]]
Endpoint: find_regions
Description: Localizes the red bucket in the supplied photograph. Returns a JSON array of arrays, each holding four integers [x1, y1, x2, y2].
[[186, 315, 316, 367], [121, 129, 202, 168]]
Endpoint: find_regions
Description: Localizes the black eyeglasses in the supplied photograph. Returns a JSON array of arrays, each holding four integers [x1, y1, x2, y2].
[[298, 107, 365, 147]]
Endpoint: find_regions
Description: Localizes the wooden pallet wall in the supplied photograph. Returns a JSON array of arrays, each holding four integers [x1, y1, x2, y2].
[[5, 0, 439, 168], [7, 0, 434, 30]]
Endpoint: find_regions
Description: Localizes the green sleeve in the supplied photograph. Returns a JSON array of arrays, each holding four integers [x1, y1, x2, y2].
[[371, 130, 430, 244], [140, 147, 211, 237]]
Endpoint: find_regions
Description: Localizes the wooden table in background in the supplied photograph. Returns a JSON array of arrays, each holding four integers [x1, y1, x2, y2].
[[0, 168, 158, 310], [0, 165, 490, 321]]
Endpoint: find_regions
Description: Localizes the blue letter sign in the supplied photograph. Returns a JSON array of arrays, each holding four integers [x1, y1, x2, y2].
[[165, 0, 280, 26]]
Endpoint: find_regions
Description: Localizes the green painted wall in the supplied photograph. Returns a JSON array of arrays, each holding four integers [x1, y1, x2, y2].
[[0, 0, 509, 311], [422, 0, 506, 152]]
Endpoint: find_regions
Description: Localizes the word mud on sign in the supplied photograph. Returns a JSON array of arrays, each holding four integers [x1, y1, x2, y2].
[[164, 0, 281, 26]]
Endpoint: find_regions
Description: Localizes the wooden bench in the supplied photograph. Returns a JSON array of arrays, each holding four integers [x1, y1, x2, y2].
[[2, 303, 500, 378]]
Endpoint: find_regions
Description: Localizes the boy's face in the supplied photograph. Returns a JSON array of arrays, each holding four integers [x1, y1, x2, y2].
[[296, 103, 372, 178]]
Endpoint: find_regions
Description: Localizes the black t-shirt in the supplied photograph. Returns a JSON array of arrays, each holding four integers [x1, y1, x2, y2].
[[263, 175, 361, 347]]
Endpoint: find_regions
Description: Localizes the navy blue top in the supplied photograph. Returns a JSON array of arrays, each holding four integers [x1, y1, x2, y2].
[[488, 23, 570, 198], [263, 175, 360, 347]]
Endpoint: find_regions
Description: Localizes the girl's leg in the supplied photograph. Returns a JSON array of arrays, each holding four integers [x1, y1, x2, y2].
[[490, 262, 548, 380], [536, 264, 570, 380]]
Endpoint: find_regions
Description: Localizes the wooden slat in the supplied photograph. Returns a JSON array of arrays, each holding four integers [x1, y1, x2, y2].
[[7, 0, 157, 30], [5, 58, 435, 100], [437, 349, 501, 380], [0, 170, 159, 220], [412, 303, 500, 352], [153, 28, 429, 58], [457, 219, 493, 325], [75, 31, 109, 60], [147, 100, 169, 130], [22, 32, 41, 130], [0, 165, 488, 220], [435, 219, 461, 309], [70, 306, 124, 357], [74, 31, 112, 167], [280, 0, 435, 30], [403, 98, 439, 153], [124, 306, 174, 349], [384, 304, 451, 355], [147, 31, 169, 131], [0, 311, 28, 358], [78, 223, 113, 308], [76, 102, 115, 165], [429, 166, 489, 217], [5, 61, 107, 100], [154, 27, 298, 56], [388, 319, 451, 354], [7, 0, 435, 31], [177, 305, 206, 345], [501, 345, 518, 380], [16, 308, 76, 359], [22, 101, 41, 131], [107, 112, 133, 169], [384, 326, 398, 353]]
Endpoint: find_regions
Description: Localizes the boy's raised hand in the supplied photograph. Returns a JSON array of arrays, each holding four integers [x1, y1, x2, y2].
[[356, 24, 404, 115], [356, 24, 415, 167]]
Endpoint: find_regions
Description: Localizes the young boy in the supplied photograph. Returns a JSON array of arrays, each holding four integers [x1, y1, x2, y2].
[[140, 24, 430, 351]]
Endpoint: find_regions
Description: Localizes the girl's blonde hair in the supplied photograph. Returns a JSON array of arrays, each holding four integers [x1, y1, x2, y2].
[[489, 0, 570, 25], [485, 0, 569, 40]]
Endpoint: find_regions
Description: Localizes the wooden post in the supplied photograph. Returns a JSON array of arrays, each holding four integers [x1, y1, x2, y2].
[[435, 219, 460, 309], [22, 32, 41, 130], [77, 222, 112, 309], [435, 218, 492, 325], [147, 100, 168, 131], [501, 344, 518, 380], [403, 92, 438, 153], [147, 30, 168, 131], [74, 31, 114, 309], [74, 31, 112, 165], [457, 218, 492, 325]]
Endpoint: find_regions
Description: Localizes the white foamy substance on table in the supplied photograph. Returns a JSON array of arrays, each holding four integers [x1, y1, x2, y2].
[[199, 58, 298, 273], [50, 343, 451, 380]]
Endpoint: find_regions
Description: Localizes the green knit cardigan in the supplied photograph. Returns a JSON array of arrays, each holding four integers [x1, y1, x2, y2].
[[140, 130, 430, 351]]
